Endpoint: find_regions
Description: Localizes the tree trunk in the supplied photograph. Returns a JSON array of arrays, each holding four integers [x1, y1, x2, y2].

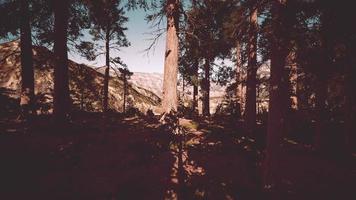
[[202, 58, 210, 116], [192, 61, 199, 114], [162, 0, 179, 113], [264, 0, 289, 189], [191, 61, 199, 114], [244, 8, 258, 135], [53, 0, 70, 123], [103, 29, 110, 112], [19, 0, 35, 118], [236, 41, 243, 117]]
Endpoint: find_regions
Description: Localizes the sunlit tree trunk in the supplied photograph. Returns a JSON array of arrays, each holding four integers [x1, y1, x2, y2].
[[162, 0, 179, 113], [19, 0, 35, 118], [236, 41, 243, 117], [53, 0, 70, 123], [245, 8, 258, 135], [103, 27, 110, 112], [264, 0, 289, 189], [202, 58, 211, 116]]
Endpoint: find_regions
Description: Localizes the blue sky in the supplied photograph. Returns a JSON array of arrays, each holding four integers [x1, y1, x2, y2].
[[70, 9, 167, 73]]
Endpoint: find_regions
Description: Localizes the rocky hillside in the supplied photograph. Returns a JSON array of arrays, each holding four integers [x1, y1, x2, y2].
[[130, 72, 227, 114], [96, 67, 227, 114], [0, 40, 160, 114]]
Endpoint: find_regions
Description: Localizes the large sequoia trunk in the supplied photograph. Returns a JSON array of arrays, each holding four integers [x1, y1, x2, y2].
[[53, 0, 70, 123], [103, 28, 110, 112], [264, 0, 289, 189], [244, 8, 258, 134], [162, 0, 179, 113], [202, 58, 211, 116], [19, 0, 35, 118]]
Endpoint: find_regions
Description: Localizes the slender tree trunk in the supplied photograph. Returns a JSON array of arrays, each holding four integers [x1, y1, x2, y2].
[[245, 8, 258, 135], [192, 62, 198, 114], [103, 29, 110, 112], [162, 0, 179, 113], [53, 0, 70, 123], [264, 0, 289, 189], [236, 41, 243, 117], [19, 0, 35, 118], [202, 58, 210, 116]]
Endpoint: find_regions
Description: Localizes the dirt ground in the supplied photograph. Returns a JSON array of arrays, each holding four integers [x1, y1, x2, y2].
[[0, 113, 355, 200]]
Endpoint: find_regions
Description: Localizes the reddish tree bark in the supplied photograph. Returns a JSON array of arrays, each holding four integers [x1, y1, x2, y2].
[[235, 41, 243, 117], [162, 0, 179, 113]]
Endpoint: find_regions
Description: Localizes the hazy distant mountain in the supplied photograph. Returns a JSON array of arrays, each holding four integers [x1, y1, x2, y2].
[[129, 72, 227, 114], [0, 40, 160, 114]]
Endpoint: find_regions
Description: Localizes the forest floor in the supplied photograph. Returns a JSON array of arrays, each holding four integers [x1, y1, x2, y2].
[[0, 112, 355, 200]]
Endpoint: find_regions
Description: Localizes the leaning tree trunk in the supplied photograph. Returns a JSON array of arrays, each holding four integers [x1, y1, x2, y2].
[[19, 0, 35, 118], [202, 58, 211, 116], [244, 8, 258, 135], [162, 0, 179, 113], [103, 27, 110, 112], [53, 0, 70, 123], [264, 0, 289, 189]]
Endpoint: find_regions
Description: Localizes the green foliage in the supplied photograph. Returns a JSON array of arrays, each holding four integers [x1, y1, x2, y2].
[[77, 0, 130, 64]]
